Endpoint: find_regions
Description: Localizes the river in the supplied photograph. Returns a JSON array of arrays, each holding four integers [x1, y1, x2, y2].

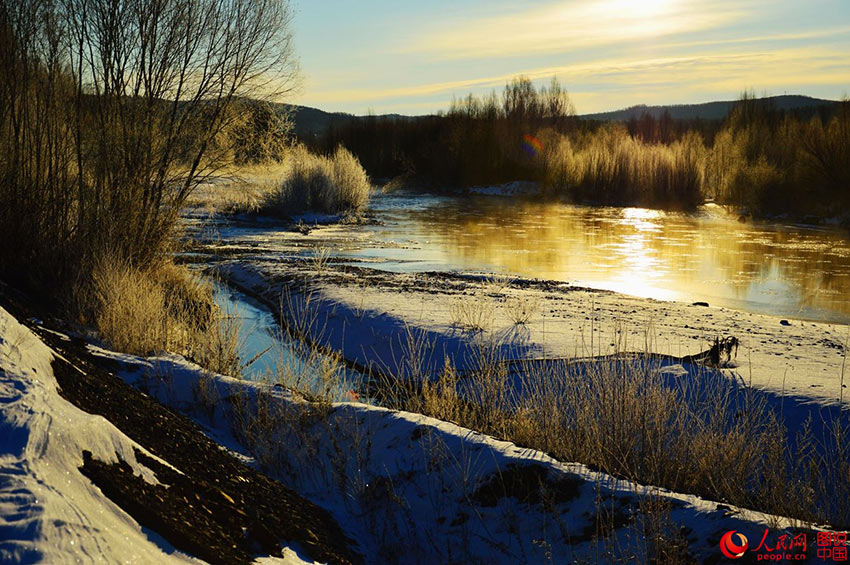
[[321, 193, 850, 324]]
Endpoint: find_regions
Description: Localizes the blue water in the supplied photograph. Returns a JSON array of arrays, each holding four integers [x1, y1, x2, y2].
[[213, 283, 280, 379], [212, 283, 364, 401]]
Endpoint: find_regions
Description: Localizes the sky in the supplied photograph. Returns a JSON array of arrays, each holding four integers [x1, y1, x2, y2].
[[289, 0, 850, 116]]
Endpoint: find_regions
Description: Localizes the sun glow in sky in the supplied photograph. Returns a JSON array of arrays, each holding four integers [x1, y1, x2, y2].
[[291, 0, 850, 115]]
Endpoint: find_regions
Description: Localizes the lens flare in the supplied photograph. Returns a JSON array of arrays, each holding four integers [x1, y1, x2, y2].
[[522, 134, 543, 156]]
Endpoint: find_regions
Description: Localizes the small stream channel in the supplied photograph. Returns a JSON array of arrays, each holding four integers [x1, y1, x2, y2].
[[211, 282, 363, 401]]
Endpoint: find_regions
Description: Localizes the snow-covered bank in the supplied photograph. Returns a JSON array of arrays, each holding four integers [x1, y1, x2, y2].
[[88, 318, 838, 564], [3, 295, 845, 563], [216, 255, 850, 410], [0, 302, 356, 564], [0, 306, 200, 563]]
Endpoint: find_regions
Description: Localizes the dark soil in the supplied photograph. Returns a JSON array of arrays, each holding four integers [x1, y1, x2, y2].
[[0, 287, 361, 565]]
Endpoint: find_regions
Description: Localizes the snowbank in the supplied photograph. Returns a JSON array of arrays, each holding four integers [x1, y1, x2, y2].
[[0, 306, 200, 563], [3, 294, 842, 563], [90, 327, 837, 563]]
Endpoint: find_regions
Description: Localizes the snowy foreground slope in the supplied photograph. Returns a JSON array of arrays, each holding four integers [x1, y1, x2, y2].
[[97, 350, 841, 563], [0, 305, 328, 564], [0, 302, 841, 563], [0, 306, 203, 563], [92, 348, 842, 557]]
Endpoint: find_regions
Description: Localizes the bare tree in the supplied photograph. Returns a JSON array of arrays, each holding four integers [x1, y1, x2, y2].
[[541, 76, 576, 130], [502, 75, 540, 123], [0, 0, 298, 290]]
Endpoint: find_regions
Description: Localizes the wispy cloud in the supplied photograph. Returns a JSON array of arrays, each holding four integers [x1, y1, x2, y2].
[[303, 46, 849, 112], [294, 0, 850, 114], [302, 75, 511, 106], [409, 0, 747, 60], [661, 25, 850, 51]]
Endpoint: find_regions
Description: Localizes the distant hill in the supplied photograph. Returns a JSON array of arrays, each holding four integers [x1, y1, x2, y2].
[[281, 95, 840, 138], [581, 95, 838, 122], [276, 104, 414, 139]]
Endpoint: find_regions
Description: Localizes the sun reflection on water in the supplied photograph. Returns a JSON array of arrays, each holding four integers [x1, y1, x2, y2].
[[381, 197, 850, 322]]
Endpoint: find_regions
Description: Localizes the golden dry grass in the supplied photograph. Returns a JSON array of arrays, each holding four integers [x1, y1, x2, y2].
[[187, 145, 371, 218], [260, 145, 370, 216], [371, 303, 850, 530], [88, 255, 242, 376], [543, 126, 705, 208]]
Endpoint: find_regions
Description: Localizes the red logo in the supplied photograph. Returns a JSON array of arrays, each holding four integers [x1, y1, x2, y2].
[[720, 531, 749, 559]]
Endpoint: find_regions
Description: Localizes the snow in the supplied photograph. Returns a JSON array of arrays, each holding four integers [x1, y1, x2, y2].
[[87, 330, 837, 563], [0, 307, 311, 565], [0, 306, 202, 564], [220, 262, 539, 380], [218, 259, 850, 409], [3, 297, 844, 563]]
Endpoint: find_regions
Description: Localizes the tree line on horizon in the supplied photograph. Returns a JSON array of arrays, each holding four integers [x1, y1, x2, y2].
[[311, 78, 850, 217]]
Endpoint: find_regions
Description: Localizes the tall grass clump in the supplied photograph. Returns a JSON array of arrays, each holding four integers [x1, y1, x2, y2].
[[260, 145, 370, 216], [87, 255, 243, 376], [448, 293, 495, 332], [543, 126, 705, 209], [376, 326, 850, 529]]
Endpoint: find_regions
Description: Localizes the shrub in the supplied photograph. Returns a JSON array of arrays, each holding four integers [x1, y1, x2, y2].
[[329, 146, 371, 212], [504, 295, 541, 325], [448, 293, 495, 332], [260, 145, 370, 216], [87, 255, 242, 376], [542, 125, 706, 208]]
